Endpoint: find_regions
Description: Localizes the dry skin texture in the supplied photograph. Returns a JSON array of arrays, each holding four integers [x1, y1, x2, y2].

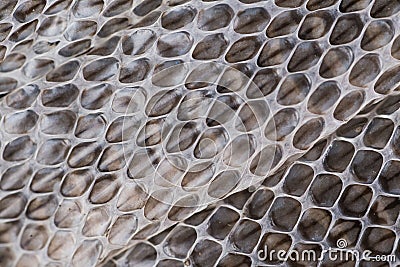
[[0, 0, 400, 266]]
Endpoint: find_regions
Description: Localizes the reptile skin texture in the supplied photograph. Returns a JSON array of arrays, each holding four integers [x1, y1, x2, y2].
[[0, 0, 400, 266]]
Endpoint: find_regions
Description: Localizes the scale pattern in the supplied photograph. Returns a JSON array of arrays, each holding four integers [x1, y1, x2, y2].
[[0, 0, 399, 266]]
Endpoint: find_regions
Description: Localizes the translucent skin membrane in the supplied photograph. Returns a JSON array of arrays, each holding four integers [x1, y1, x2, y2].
[[0, 0, 399, 266]]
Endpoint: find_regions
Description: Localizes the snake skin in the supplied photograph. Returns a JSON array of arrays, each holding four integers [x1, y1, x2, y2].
[[0, 0, 400, 266]]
